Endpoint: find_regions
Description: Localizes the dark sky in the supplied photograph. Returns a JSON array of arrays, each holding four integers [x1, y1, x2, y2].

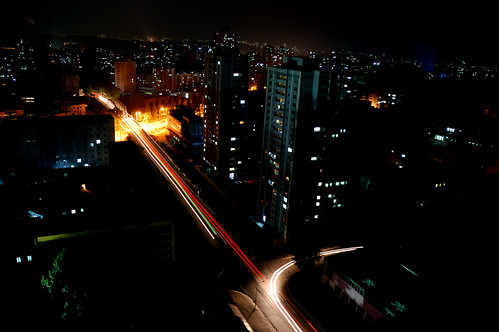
[[5, 1, 497, 62]]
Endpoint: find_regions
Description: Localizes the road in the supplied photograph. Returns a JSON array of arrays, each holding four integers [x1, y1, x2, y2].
[[240, 246, 364, 332], [95, 93, 363, 331]]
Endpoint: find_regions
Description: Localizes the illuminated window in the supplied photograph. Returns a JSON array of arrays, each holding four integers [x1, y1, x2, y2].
[[16, 257, 21, 263], [96, 139, 101, 144], [27, 255, 32, 262], [314, 127, 321, 132]]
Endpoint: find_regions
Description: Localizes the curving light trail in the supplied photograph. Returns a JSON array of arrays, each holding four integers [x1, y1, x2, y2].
[[95, 93, 362, 332], [270, 246, 363, 332]]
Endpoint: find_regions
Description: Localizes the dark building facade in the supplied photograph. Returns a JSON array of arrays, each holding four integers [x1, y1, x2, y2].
[[203, 45, 250, 183], [167, 105, 203, 161], [259, 57, 335, 242], [0, 115, 114, 174]]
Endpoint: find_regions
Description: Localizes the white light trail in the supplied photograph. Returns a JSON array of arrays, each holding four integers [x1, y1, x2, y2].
[[97, 93, 362, 331], [270, 260, 303, 332], [120, 113, 266, 281], [270, 246, 363, 332], [120, 116, 216, 240], [96, 92, 218, 240], [320, 246, 364, 257]]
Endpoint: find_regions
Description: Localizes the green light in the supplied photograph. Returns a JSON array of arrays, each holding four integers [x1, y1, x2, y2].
[[361, 278, 375, 287], [177, 179, 218, 237], [401, 264, 420, 278], [390, 301, 407, 312]]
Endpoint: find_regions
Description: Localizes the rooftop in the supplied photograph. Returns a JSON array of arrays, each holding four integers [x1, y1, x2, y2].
[[325, 248, 425, 320]]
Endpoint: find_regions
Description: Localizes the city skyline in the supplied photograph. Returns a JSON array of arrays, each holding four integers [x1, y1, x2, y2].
[[3, 3, 498, 330], [4, 1, 497, 63]]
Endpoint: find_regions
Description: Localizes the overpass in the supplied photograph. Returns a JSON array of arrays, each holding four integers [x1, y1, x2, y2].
[[94, 93, 363, 332]]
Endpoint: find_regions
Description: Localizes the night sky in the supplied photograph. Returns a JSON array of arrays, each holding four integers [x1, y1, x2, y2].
[[5, 0, 497, 62]]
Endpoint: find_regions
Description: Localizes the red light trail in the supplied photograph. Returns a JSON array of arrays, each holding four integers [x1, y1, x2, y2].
[[119, 112, 266, 282], [94, 93, 363, 332]]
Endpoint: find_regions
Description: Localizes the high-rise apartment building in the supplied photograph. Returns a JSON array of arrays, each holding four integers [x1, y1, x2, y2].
[[259, 57, 335, 243], [203, 42, 250, 183], [114, 59, 137, 95]]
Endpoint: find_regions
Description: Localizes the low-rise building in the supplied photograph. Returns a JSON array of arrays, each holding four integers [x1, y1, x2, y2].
[[0, 114, 114, 173], [322, 249, 423, 323]]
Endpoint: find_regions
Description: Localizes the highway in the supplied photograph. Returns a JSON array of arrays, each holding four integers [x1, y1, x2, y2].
[[95, 93, 363, 331]]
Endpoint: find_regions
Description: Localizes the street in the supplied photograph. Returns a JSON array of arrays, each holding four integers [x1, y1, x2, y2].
[[96, 93, 363, 331]]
